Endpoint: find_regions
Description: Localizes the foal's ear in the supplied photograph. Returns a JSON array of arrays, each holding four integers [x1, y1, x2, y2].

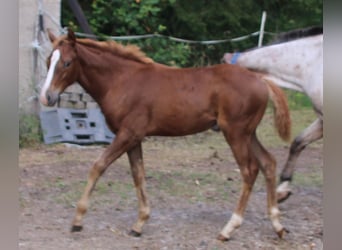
[[67, 28, 76, 44], [47, 28, 57, 43]]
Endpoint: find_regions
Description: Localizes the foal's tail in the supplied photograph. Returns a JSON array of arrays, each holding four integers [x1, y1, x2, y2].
[[263, 78, 292, 142]]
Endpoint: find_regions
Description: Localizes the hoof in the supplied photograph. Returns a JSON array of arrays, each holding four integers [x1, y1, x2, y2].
[[217, 234, 229, 242], [71, 225, 83, 232], [277, 191, 292, 203], [129, 230, 141, 237], [276, 227, 289, 239], [277, 181, 292, 203]]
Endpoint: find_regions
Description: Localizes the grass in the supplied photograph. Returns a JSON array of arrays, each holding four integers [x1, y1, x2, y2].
[[51, 180, 85, 207], [146, 169, 235, 203], [285, 89, 313, 110], [257, 107, 320, 148], [294, 170, 323, 188], [19, 113, 43, 148], [45, 164, 237, 209], [47, 176, 136, 209]]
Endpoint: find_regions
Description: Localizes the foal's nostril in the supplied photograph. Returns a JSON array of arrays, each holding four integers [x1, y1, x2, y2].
[[46, 92, 57, 106]]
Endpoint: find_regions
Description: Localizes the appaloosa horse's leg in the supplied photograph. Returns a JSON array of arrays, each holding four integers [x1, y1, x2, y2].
[[127, 143, 150, 236], [277, 118, 323, 202], [71, 129, 138, 232], [251, 134, 287, 238], [217, 131, 260, 241]]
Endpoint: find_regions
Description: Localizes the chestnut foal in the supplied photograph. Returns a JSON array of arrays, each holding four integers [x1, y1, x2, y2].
[[40, 29, 291, 241]]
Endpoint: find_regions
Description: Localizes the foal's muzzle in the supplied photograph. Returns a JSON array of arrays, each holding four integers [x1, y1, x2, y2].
[[40, 90, 59, 106]]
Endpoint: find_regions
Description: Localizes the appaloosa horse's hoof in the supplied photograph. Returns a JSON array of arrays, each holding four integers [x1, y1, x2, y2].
[[277, 190, 292, 203], [71, 225, 83, 232], [277, 181, 293, 203], [129, 230, 142, 237]]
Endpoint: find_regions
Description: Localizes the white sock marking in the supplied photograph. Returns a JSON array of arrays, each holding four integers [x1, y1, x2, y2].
[[276, 181, 291, 193], [40, 49, 60, 105], [270, 206, 283, 232], [220, 213, 243, 239]]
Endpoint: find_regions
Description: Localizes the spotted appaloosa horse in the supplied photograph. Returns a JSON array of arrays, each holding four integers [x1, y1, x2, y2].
[[40, 29, 291, 241], [223, 31, 322, 203]]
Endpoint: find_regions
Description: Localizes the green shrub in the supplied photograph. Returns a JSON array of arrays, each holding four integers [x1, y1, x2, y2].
[[19, 114, 43, 148], [285, 89, 312, 110]]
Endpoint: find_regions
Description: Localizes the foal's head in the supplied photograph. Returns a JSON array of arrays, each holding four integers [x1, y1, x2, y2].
[[40, 29, 80, 106]]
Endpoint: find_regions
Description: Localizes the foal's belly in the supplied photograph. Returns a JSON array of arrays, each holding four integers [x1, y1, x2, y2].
[[147, 112, 217, 136]]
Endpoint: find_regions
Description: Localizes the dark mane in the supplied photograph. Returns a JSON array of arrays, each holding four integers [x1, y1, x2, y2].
[[76, 38, 154, 64], [270, 26, 323, 45]]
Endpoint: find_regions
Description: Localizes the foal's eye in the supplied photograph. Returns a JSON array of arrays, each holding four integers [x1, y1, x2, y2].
[[64, 61, 71, 68]]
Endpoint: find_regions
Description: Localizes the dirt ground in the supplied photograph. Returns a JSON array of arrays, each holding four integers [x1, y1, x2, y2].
[[19, 128, 323, 250]]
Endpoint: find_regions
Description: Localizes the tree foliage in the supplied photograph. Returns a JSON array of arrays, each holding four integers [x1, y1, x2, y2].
[[61, 0, 322, 67]]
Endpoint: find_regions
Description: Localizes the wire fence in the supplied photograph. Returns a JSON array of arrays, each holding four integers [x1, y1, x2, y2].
[[26, 1, 310, 110]]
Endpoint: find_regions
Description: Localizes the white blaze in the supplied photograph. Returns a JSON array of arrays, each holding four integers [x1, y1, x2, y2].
[[40, 49, 61, 105]]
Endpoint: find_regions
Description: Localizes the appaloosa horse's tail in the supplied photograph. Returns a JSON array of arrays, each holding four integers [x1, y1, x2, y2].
[[263, 78, 292, 142]]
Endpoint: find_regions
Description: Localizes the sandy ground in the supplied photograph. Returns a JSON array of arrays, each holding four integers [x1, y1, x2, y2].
[[19, 131, 323, 250]]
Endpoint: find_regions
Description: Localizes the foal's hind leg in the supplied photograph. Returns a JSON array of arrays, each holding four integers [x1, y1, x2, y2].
[[277, 118, 323, 203], [127, 143, 150, 237], [71, 129, 137, 232], [251, 134, 286, 238], [217, 131, 259, 241]]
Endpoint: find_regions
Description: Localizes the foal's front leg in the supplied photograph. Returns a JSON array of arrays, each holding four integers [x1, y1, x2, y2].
[[71, 129, 136, 232], [127, 143, 150, 236]]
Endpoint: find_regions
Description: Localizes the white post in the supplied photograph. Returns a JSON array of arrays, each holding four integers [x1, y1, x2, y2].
[[258, 11, 267, 47]]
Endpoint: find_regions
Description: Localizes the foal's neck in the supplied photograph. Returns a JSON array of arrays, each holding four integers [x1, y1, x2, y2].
[[75, 42, 144, 106]]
